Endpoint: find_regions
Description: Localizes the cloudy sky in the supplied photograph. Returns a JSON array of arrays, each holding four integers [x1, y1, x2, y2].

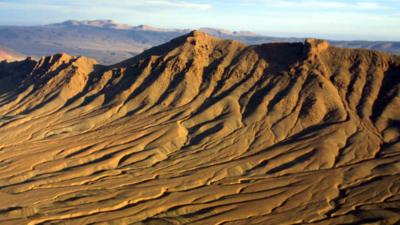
[[0, 0, 399, 41]]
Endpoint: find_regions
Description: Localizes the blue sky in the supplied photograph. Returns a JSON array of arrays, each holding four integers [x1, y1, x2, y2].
[[0, 0, 399, 41]]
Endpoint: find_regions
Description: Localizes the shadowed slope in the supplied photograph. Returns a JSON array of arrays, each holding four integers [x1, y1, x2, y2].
[[0, 31, 399, 225]]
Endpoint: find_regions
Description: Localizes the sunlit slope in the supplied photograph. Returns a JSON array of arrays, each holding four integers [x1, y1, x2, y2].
[[0, 31, 399, 225], [0, 47, 25, 62]]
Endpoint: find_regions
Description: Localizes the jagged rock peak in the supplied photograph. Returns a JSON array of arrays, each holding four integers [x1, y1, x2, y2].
[[305, 38, 330, 56]]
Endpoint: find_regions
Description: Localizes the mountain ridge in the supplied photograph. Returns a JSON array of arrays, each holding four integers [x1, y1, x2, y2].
[[0, 31, 399, 224]]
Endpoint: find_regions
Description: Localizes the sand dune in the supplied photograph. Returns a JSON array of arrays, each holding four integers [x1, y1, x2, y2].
[[0, 31, 399, 224]]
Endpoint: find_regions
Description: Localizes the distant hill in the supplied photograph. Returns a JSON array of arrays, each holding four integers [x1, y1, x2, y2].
[[0, 20, 399, 64], [0, 20, 185, 64], [0, 46, 24, 62]]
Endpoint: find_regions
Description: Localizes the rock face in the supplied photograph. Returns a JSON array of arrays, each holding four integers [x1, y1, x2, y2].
[[0, 31, 399, 224]]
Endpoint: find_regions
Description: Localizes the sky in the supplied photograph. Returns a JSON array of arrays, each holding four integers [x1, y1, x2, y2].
[[0, 0, 399, 41]]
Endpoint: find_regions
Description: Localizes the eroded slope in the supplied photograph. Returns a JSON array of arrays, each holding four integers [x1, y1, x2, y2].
[[0, 31, 399, 225]]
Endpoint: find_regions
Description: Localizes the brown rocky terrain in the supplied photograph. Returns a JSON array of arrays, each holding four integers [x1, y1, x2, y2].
[[0, 31, 399, 224]]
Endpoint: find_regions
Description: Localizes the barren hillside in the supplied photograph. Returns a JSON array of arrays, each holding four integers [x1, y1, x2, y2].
[[0, 31, 399, 224]]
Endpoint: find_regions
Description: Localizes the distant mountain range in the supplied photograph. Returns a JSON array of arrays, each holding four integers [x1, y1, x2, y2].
[[0, 20, 399, 64]]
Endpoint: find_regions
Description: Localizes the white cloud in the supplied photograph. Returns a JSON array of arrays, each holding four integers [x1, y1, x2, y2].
[[355, 2, 386, 9], [0, 0, 212, 10], [247, 0, 389, 10], [143, 0, 212, 10]]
